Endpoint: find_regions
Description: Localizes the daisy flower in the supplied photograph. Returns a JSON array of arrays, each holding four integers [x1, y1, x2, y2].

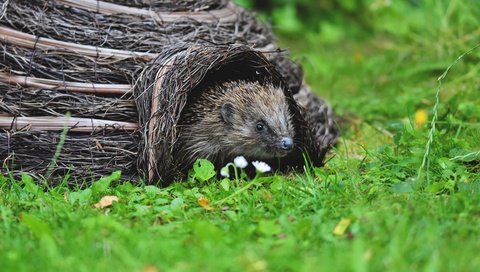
[[252, 161, 271, 173], [220, 166, 230, 178], [233, 156, 248, 169]]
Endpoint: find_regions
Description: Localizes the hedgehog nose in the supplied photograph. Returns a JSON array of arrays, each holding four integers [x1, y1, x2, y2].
[[280, 137, 294, 150]]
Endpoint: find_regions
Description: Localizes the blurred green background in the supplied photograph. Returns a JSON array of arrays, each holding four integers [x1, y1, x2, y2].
[[235, 0, 480, 188]]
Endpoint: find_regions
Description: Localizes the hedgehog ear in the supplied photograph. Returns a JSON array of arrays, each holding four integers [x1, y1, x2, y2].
[[221, 102, 234, 125]]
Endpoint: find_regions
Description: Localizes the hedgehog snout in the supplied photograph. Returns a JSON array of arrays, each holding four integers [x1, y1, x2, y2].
[[279, 137, 294, 151]]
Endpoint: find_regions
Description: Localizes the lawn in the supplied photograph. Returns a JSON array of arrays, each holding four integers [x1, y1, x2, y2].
[[1, 1, 480, 271]]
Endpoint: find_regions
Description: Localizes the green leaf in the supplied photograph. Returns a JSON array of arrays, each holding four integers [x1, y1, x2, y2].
[[438, 157, 455, 169], [134, 204, 150, 216], [220, 179, 230, 191], [91, 171, 121, 193], [270, 180, 283, 192], [458, 182, 480, 193], [21, 173, 40, 195], [0, 174, 6, 184], [170, 197, 184, 213], [21, 213, 53, 238], [68, 188, 92, 205], [426, 182, 446, 194], [224, 210, 237, 221], [193, 159, 216, 182], [191, 220, 222, 242], [258, 220, 281, 236], [154, 198, 169, 205], [144, 185, 161, 198], [391, 182, 414, 193]]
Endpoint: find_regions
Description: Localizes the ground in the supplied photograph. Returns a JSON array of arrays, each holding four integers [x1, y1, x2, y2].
[[1, 1, 480, 271]]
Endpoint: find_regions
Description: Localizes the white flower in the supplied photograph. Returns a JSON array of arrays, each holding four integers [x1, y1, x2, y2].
[[220, 166, 230, 178], [252, 161, 271, 173], [233, 156, 248, 169]]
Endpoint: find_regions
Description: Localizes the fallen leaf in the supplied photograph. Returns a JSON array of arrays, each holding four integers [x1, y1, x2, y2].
[[363, 249, 373, 261], [197, 197, 213, 211], [93, 195, 119, 208], [333, 218, 351, 236], [352, 51, 364, 63], [142, 266, 159, 272], [414, 109, 428, 127]]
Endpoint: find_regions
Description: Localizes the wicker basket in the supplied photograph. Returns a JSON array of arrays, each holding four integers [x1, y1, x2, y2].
[[0, 0, 337, 185]]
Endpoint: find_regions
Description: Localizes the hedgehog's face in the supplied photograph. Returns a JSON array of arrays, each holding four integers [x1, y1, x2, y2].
[[220, 83, 295, 159]]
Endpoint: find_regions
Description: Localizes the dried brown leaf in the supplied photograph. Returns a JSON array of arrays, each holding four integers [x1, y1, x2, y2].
[[94, 195, 119, 208], [197, 197, 213, 211]]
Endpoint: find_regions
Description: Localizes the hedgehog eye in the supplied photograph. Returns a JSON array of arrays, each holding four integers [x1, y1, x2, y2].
[[255, 122, 266, 132]]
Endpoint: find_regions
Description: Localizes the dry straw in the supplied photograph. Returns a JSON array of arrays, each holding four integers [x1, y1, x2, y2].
[[0, 0, 337, 185]]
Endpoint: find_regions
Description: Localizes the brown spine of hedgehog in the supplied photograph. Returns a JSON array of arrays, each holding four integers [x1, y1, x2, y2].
[[175, 80, 295, 171]]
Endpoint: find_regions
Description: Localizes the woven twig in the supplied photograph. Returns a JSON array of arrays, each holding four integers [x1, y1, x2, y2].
[[0, 82, 136, 121], [0, 26, 157, 61], [55, 0, 238, 23], [0, 116, 138, 132], [1, 130, 140, 183], [0, 72, 131, 94], [1, 0, 272, 51]]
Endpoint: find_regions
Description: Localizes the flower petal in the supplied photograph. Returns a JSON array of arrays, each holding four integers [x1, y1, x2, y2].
[[233, 156, 248, 168], [220, 166, 230, 178], [252, 161, 271, 173]]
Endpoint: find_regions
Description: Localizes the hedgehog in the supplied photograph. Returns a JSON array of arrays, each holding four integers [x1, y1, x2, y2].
[[174, 80, 295, 171]]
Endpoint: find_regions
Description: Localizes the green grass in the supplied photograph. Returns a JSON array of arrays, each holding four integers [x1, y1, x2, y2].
[[2, 1, 480, 271]]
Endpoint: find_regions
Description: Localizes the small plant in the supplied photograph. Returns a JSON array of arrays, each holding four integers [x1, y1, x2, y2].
[[219, 156, 249, 180], [189, 156, 275, 205], [191, 159, 216, 182]]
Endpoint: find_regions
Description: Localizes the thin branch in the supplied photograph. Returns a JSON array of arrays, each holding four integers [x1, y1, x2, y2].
[[0, 116, 138, 132], [56, 0, 239, 23], [0, 26, 158, 61], [0, 72, 131, 94]]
